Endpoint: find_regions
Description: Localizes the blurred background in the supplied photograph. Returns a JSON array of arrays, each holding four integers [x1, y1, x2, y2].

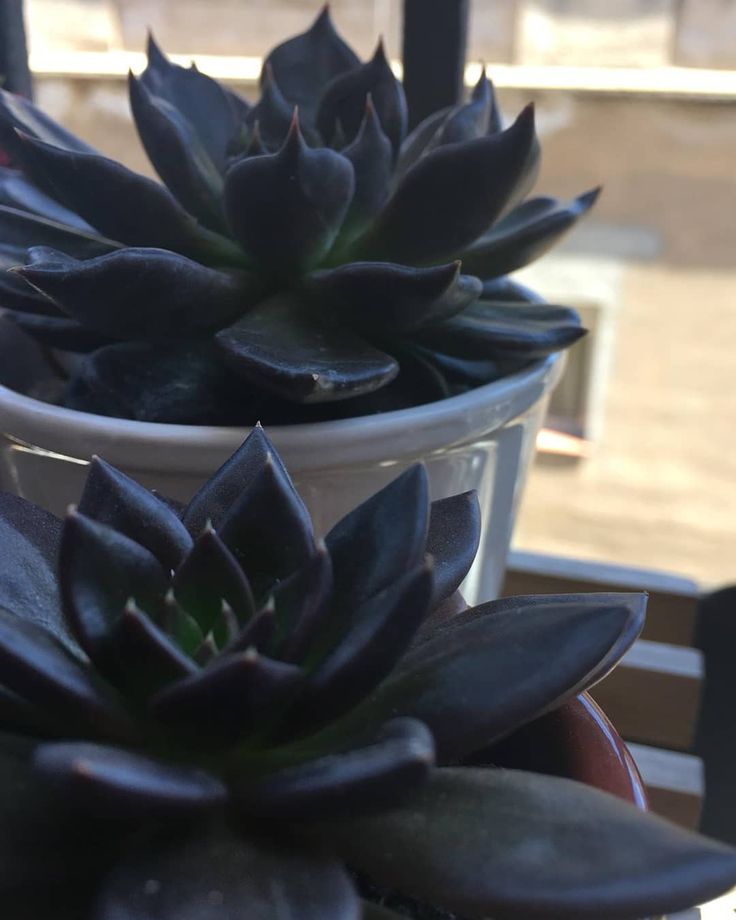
[[18, 0, 736, 588]]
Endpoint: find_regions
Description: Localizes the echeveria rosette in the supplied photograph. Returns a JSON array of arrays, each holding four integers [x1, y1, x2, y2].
[[0, 426, 734, 919], [0, 7, 595, 424]]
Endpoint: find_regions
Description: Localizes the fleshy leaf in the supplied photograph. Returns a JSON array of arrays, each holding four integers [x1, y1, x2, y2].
[[0, 203, 117, 268], [0, 733, 119, 889], [59, 511, 169, 662], [0, 166, 92, 228], [33, 741, 226, 816], [262, 6, 361, 125], [215, 292, 398, 403], [236, 718, 434, 820], [182, 424, 280, 534], [173, 526, 256, 636], [12, 132, 241, 263], [458, 188, 601, 279], [65, 340, 257, 424], [0, 492, 72, 645], [325, 464, 429, 610], [104, 600, 199, 700], [306, 261, 481, 333], [356, 105, 537, 264], [140, 35, 239, 173], [224, 116, 354, 275], [332, 767, 736, 920], [217, 450, 316, 597], [339, 593, 646, 761], [16, 247, 255, 340], [413, 299, 585, 360], [293, 565, 434, 729], [150, 648, 304, 741], [0, 87, 96, 170], [79, 457, 193, 571], [0, 268, 61, 314], [128, 73, 226, 232], [317, 40, 407, 155], [245, 65, 296, 150], [335, 97, 394, 248], [95, 825, 359, 920], [0, 606, 135, 742], [435, 71, 492, 146], [395, 105, 452, 181], [426, 490, 481, 602], [6, 310, 114, 352], [273, 545, 333, 663]]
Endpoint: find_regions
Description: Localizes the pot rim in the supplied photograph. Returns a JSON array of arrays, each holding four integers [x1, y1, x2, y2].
[[0, 354, 563, 472]]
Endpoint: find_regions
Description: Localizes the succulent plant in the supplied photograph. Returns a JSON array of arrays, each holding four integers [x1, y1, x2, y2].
[[0, 424, 734, 919], [0, 7, 596, 424]]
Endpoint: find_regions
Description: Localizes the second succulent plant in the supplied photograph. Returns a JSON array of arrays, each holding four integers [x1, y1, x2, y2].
[[0, 7, 596, 423]]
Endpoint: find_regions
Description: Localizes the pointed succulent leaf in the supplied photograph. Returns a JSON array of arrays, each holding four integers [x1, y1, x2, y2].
[[160, 591, 203, 657], [150, 648, 304, 741], [273, 545, 333, 663], [333, 96, 393, 247], [173, 527, 256, 636], [217, 452, 316, 596], [6, 310, 114, 352], [128, 73, 226, 232], [104, 600, 199, 700], [340, 593, 645, 762], [237, 718, 434, 820], [65, 340, 257, 424], [244, 65, 296, 150], [224, 116, 355, 275], [215, 292, 398, 403], [79, 457, 193, 571], [183, 424, 279, 534], [262, 6, 361, 125], [141, 34, 240, 172], [59, 510, 169, 662], [436, 71, 492, 146], [225, 600, 277, 654], [414, 299, 586, 361], [293, 565, 434, 729], [395, 105, 452, 180], [12, 132, 241, 262], [0, 606, 135, 742], [0, 166, 92, 228], [0, 492, 73, 645], [33, 742, 226, 817], [459, 188, 601, 279], [326, 464, 429, 609], [16, 247, 256, 340], [426, 490, 481, 602], [356, 105, 538, 264], [332, 767, 736, 920], [317, 40, 407, 154], [0, 87, 96, 171], [0, 204, 117, 268], [95, 825, 359, 920], [306, 261, 481, 333]]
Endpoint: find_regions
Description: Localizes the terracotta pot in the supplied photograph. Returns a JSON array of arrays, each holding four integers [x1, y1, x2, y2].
[[470, 691, 648, 808], [0, 354, 564, 603]]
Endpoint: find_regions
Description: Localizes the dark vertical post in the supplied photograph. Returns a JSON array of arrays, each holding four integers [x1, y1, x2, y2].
[[0, 0, 32, 98], [402, 0, 469, 129]]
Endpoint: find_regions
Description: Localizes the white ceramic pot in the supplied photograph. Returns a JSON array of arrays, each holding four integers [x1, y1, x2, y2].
[[0, 354, 563, 602]]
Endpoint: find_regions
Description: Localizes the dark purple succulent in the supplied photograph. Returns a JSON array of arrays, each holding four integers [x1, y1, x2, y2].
[[0, 425, 734, 919], [0, 8, 595, 424]]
